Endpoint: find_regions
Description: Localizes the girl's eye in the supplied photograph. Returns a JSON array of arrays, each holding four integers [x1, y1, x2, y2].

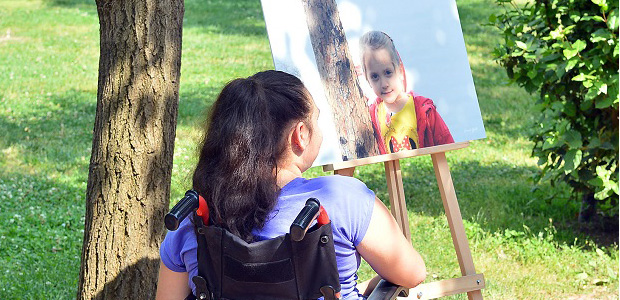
[[385, 70, 392, 76], [371, 74, 379, 81]]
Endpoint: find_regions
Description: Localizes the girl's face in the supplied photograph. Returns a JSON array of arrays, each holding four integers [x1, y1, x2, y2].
[[363, 48, 406, 104]]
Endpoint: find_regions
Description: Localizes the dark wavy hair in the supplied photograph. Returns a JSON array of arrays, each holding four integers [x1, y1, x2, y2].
[[192, 70, 313, 243]]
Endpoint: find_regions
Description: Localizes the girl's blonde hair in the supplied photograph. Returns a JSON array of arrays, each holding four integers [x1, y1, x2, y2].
[[359, 31, 400, 76]]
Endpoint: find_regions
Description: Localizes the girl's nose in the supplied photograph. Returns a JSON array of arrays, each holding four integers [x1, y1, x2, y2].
[[381, 78, 389, 89]]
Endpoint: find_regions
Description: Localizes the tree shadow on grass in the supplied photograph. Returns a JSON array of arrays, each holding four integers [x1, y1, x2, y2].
[[0, 89, 95, 174], [44, 0, 269, 37], [42, 0, 95, 11], [183, 0, 267, 36], [358, 155, 618, 250], [178, 84, 221, 127]]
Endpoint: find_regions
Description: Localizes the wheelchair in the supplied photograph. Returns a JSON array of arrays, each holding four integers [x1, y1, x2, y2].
[[165, 190, 407, 300]]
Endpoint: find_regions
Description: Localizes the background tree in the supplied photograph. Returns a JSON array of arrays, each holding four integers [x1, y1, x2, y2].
[[490, 0, 618, 225], [302, 0, 380, 160], [77, 1, 184, 299]]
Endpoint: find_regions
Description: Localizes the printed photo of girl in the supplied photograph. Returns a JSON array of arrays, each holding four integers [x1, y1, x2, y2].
[[261, 0, 486, 165], [359, 31, 454, 154]]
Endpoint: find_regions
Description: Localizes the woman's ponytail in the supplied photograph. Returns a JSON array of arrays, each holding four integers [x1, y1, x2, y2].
[[192, 70, 312, 242]]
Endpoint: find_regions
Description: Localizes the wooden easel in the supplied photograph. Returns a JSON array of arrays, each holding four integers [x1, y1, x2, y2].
[[323, 142, 485, 299]]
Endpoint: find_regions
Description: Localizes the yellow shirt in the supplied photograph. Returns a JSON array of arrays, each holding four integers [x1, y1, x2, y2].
[[376, 94, 419, 153]]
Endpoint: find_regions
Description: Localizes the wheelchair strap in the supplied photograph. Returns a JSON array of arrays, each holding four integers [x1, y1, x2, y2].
[[193, 213, 213, 300]]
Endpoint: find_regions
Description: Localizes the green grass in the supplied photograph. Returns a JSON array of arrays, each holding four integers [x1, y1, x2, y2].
[[0, 0, 617, 299]]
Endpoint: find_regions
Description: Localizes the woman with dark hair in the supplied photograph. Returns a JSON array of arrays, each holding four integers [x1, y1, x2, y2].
[[156, 70, 426, 299]]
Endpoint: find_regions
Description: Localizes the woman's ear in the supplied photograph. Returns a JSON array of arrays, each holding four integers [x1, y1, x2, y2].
[[291, 121, 309, 152]]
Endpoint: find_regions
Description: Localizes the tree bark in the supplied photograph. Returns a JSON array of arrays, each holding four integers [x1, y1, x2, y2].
[[302, 0, 380, 161], [77, 1, 183, 299]]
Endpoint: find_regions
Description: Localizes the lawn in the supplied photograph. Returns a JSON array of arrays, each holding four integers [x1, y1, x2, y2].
[[0, 0, 617, 299]]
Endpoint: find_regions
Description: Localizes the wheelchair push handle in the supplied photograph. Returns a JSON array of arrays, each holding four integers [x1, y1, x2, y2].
[[165, 190, 199, 231], [290, 198, 329, 241]]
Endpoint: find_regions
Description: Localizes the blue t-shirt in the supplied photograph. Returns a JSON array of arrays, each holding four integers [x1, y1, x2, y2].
[[160, 175, 375, 299]]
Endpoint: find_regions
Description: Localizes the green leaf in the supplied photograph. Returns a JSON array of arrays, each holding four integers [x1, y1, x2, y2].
[[549, 27, 564, 39], [588, 137, 601, 148], [572, 73, 586, 81], [595, 95, 614, 108], [540, 53, 561, 63], [608, 9, 619, 30], [580, 98, 593, 110], [564, 149, 582, 173], [585, 88, 598, 101], [563, 48, 578, 59], [596, 165, 612, 181], [542, 137, 560, 150], [595, 187, 613, 200], [516, 41, 528, 50], [590, 28, 613, 43], [489, 14, 497, 23], [565, 130, 583, 149], [564, 40, 587, 59], [591, 0, 609, 11], [565, 58, 579, 71], [572, 40, 587, 52], [564, 100, 577, 117], [588, 177, 605, 187], [555, 63, 566, 79]]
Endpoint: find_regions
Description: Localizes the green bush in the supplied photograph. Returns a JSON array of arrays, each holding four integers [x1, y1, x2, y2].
[[490, 0, 619, 219]]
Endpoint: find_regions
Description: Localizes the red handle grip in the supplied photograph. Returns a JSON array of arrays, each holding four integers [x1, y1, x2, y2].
[[196, 195, 209, 225], [317, 205, 329, 225]]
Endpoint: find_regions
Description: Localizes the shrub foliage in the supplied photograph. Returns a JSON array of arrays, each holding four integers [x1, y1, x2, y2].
[[490, 0, 619, 218]]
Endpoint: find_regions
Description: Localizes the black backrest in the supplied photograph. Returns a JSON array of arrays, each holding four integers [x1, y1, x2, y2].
[[192, 214, 341, 300]]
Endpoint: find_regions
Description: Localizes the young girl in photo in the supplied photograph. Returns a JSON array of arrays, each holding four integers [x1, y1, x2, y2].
[[359, 31, 454, 154]]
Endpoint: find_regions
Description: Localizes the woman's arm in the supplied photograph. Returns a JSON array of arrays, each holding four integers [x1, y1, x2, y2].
[[155, 260, 191, 300], [356, 197, 426, 288]]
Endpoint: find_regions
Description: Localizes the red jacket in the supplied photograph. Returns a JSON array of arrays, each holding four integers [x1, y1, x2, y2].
[[368, 91, 454, 154]]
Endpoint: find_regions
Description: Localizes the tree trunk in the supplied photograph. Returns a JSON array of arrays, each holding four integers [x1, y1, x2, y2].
[[302, 0, 380, 161], [77, 1, 183, 299]]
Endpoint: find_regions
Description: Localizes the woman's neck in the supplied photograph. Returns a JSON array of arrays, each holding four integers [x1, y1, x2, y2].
[[276, 165, 303, 188], [384, 92, 409, 113]]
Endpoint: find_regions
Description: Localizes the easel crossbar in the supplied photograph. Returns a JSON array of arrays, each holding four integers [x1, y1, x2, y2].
[[403, 274, 485, 299], [323, 142, 469, 172]]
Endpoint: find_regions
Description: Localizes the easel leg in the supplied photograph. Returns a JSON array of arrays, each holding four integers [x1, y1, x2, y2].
[[431, 152, 483, 300], [384, 160, 412, 242]]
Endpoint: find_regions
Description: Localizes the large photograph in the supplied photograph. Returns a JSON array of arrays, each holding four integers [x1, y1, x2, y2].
[[261, 0, 486, 166]]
